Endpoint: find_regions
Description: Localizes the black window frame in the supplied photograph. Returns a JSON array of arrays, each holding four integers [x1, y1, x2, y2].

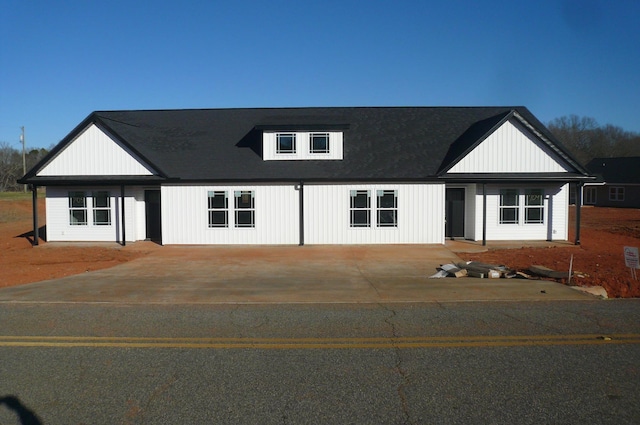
[[350, 190, 371, 228], [524, 189, 544, 224], [234, 190, 255, 228], [208, 191, 229, 228], [276, 133, 296, 154], [310, 133, 330, 154], [499, 189, 519, 224], [92, 191, 111, 226], [69, 191, 88, 226], [376, 190, 398, 227]]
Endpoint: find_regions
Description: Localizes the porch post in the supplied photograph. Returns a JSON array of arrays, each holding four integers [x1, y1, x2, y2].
[[121, 184, 126, 246], [482, 183, 487, 246], [298, 181, 304, 246], [32, 185, 39, 246], [575, 182, 582, 245]]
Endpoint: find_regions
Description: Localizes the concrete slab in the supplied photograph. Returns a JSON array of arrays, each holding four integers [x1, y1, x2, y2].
[[0, 244, 595, 304]]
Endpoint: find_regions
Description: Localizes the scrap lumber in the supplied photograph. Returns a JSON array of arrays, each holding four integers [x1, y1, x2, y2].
[[456, 261, 508, 278], [438, 264, 468, 278], [527, 265, 571, 279]]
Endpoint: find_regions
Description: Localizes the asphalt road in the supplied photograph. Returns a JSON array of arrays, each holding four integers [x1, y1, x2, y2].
[[1, 300, 639, 424]]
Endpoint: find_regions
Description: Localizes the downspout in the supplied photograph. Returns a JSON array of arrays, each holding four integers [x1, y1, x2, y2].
[[32, 185, 39, 246], [299, 181, 304, 246], [575, 182, 582, 245], [121, 184, 126, 246], [482, 183, 487, 246]]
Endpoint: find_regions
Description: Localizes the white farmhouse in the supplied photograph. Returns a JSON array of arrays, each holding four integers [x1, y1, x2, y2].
[[19, 107, 592, 246]]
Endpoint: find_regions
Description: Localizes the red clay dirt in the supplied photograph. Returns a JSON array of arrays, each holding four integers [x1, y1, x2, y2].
[[1, 197, 639, 298], [460, 207, 640, 298]]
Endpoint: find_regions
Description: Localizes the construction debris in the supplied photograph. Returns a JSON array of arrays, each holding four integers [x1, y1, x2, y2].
[[527, 265, 572, 279], [429, 261, 575, 282]]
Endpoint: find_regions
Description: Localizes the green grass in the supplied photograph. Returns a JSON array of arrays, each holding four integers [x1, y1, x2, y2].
[[0, 191, 33, 201]]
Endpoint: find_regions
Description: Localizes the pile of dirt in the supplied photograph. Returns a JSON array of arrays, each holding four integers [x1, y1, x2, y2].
[[1, 197, 639, 297]]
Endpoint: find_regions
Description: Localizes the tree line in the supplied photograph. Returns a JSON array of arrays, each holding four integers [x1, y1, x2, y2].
[[0, 142, 49, 191], [546, 115, 640, 165], [1, 115, 639, 191]]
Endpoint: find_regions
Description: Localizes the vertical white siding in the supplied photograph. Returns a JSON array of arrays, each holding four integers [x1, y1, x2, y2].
[[161, 184, 299, 245], [471, 183, 568, 241], [304, 183, 444, 244], [38, 124, 154, 176], [448, 119, 571, 173], [262, 132, 344, 160], [45, 186, 141, 242]]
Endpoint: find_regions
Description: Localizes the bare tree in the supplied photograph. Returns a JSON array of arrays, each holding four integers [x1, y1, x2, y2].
[[0, 142, 22, 191], [547, 116, 640, 165], [0, 143, 49, 192]]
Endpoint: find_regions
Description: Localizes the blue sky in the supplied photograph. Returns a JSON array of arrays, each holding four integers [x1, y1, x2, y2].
[[1, 0, 638, 150]]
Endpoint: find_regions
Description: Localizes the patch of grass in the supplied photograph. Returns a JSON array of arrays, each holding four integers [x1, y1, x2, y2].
[[0, 191, 32, 201]]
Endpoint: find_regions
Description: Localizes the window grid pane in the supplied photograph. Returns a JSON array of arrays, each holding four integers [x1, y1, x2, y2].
[[524, 189, 544, 224], [208, 191, 229, 228], [276, 133, 296, 154], [377, 190, 398, 227], [609, 187, 624, 201], [499, 189, 519, 224], [92, 191, 111, 225], [310, 133, 330, 153], [69, 192, 87, 225], [350, 190, 370, 227], [70, 210, 87, 225], [234, 191, 255, 228]]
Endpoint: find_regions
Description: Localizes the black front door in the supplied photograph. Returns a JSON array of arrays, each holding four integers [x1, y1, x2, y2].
[[145, 189, 162, 242], [445, 188, 465, 238]]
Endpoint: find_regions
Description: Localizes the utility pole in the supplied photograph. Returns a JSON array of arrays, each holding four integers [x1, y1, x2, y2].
[[20, 126, 26, 192]]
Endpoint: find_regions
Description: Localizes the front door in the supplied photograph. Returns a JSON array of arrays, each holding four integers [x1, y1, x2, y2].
[[145, 189, 162, 242], [445, 188, 465, 238]]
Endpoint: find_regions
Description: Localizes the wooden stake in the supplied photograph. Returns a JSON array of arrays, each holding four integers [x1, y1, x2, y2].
[[568, 254, 574, 285]]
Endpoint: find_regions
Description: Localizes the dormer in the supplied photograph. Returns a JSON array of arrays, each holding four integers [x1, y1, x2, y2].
[[255, 123, 349, 161]]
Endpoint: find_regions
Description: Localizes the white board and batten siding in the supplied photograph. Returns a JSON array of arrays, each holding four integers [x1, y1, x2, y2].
[[160, 183, 445, 245], [471, 183, 569, 241], [38, 124, 155, 176], [160, 184, 300, 245], [45, 186, 142, 242], [304, 183, 444, 244], [448, 119, 571, 174]]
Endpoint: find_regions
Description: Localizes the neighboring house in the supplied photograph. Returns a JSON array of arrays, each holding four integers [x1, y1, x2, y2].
[[584, 157, 640, 208], [19, 107, 591, 246]]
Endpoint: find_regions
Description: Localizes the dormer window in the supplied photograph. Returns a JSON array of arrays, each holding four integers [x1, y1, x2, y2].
[[261, 129, 345, 161], [276, 133, 296, 154], [310, 133, 330, 154]]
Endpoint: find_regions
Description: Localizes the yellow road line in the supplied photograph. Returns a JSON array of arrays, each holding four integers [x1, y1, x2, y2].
[[0, 334, 639, 349]]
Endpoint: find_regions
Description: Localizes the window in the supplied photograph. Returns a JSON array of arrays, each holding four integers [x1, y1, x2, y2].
[[208, 191, 228, 227], [92, 191, 111, 225], [234, 191, 255, 228], [276, 133, 296, 154], [584, 187, 596, 205], [350, 190, 370, 227], [69, 191, 87, 225], [524, 189, 544, 224], [377, 190, 397, 227], [310, 133, 330, 154], [499, 189, 519, 224], [609, 187, 624, 202]]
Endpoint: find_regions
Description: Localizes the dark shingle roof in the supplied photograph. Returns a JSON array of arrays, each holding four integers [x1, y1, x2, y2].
[[586, 157, 640, 184], [22, 106, 589, 184]]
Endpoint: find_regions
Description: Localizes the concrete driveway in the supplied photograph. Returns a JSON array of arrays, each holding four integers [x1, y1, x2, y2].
[[0, 244, 593, 304]]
